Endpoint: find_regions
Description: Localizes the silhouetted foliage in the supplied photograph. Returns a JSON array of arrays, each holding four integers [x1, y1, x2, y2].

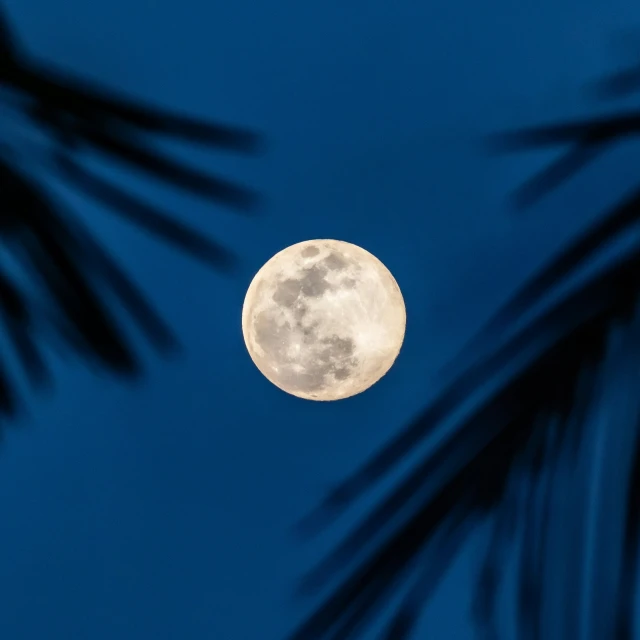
[[594, 64, 640, 100], [591, 32, 640, 101], [288, 52, 640, 639], [0, 7, 260, 421]]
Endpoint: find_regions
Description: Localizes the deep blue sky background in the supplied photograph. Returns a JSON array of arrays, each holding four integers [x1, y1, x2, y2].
[[1, 0, 640, 638]]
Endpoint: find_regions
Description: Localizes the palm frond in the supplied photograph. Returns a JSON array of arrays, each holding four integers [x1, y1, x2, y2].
[[55, 154, 236, 268], [594, 66, 640, 99], [0, 6, 261, 424], [289, 66, 640, 639], [488, 112, 640, 207]]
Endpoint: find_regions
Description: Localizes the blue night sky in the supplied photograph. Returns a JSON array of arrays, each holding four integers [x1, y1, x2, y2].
[[0, 0, 639, 638]]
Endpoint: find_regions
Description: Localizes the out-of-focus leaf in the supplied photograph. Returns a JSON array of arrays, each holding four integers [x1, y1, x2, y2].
[[289, 61, 640, 639], [0, 5, 262, 423], [55, 154, 237, 269]]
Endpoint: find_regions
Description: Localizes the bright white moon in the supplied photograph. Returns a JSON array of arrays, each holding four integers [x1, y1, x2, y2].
[[242, 239, 406, 401]]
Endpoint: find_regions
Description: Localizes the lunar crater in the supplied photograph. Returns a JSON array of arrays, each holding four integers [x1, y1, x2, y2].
[[301, 245, 320, 258]]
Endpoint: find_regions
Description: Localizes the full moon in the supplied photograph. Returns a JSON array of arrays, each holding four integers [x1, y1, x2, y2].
[[242, 239, 406, 401]]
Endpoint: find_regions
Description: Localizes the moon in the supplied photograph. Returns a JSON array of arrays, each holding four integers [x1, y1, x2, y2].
[[241, 239, 406, 401]]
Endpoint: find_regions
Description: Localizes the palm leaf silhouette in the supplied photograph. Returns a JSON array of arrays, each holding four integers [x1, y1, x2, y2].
[[0, 6, 260, 421], [288, 60, 640, 639]]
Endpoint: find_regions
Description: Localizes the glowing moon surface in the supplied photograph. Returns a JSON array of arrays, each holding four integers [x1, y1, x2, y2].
[[242, 239, 406, 401]]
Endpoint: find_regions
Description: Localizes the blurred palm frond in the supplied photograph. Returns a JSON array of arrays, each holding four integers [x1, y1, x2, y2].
[[593, 64, 640, 100], [0, 6, 261, 421], [591, 30, 640, 100], [288, 55, 640, 640]]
